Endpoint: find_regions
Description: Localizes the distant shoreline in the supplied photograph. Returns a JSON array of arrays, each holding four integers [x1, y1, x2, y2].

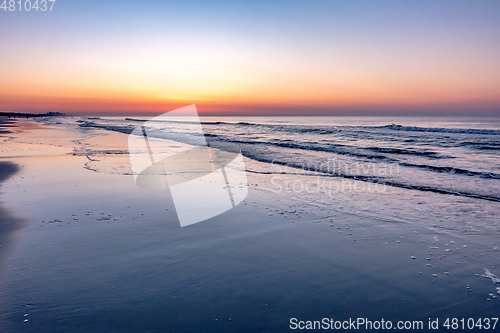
[[0, 111, 66, 119]]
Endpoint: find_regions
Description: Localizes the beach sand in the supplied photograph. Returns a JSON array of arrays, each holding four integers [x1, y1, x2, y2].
[[0, 118, 499, 332]]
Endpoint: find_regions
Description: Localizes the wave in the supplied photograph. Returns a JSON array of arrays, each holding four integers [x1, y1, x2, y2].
[[78, 120, 500, 201], [398, 162, 500, 180], [122, 118, 341, 135], [124, 118, 225, 125], [124, 118, 145, 122], [366, 147, 449, 158], [240, 148, 500, 203], [205, 137, 394, 161], [234, 122, 341, 134], [79, 121, 500, 180], [203, 121, 500, 137], [208, 137, 500, 180], [459, 141, 500, 150], [476, 146, 500, 150], [79, 122, 135, 135], [121, 118, 500, 138], [120, 118, 500, 137], [382, 124, 500, 136]]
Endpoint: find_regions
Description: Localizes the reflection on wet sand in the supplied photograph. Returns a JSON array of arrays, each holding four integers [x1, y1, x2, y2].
[[0, 161, 25, 272]]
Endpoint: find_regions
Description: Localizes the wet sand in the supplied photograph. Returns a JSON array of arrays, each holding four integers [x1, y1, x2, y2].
[[0, 118, 17, 134], [0, 161, 24, 272], [0, 118, 499, 332]]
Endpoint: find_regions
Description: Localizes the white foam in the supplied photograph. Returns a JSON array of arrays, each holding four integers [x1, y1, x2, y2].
[[482, 269, 500, 284]]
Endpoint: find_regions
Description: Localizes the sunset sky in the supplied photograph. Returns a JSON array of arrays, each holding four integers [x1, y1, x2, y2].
[[1, 0, 500, 116]]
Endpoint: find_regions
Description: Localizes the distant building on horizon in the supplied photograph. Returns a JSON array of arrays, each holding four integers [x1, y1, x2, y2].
[[45, 111, 67, 116]]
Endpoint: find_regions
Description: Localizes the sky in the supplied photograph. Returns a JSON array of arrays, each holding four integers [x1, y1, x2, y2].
[[1, 0, 500, 116]]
